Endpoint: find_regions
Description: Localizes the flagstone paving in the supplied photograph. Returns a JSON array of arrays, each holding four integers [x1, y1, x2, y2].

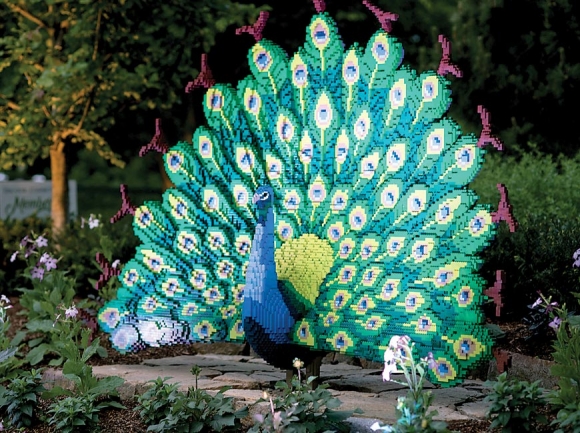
[[42, 353, 492, 432]]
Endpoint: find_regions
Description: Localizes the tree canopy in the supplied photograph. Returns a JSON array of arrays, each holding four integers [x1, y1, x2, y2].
[[0, 0, 263, 231]]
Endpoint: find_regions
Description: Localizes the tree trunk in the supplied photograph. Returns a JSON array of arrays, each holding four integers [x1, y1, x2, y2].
[[50, 140, 68, 236]]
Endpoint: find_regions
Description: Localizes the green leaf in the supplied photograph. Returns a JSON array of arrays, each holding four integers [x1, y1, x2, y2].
[[81, 339, 100, 363], [87, 376, 124, 396], [63, 360, 85, 377], [26, 344, 50, 365], [10, 330, 27, 346], [26, 319, 56, 333]]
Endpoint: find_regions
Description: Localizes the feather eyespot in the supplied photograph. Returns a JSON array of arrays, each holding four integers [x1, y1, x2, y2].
[[100, 308, 120, 329], [124, 270, 139, 286], [206, 89, 223, 111], [199, 138, 212, 157], [343, 51, 359, 85], [373, 41, 388, 62], [434, 359, 457, 382], [456, 146, 475, 169], [167, 152, 183, 172], [254, 50, 272, 72], [381, 281, 398, 301], [457, 288, 473, 306], [438, 205, 451, 221], [311, 20, 330, 49], [294, 66, 307, 86]]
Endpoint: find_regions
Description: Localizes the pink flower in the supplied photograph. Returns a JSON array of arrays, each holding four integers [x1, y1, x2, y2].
[[44, 257, 58, 271], [549, 317, 562, 330], [426, 352, 437, 370], [20, 235, 30, 247], [65, 305, 78, 319], [573, 248, 580, 268], [36, 235, 48, 248], [31, 266, 45, 280], [531, 297, 542, 308], [0, 295, 10, 305]]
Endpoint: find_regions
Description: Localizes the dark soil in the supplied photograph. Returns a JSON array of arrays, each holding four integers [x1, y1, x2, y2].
[[2, 296, 558, 432]]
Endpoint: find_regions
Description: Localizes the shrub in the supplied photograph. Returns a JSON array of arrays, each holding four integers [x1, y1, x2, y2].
[[47, 394, 103, 433], [250, 358, 360, 433], [545, 290, 580, 432], [485, 372, 547, 432], [470, 151, 580, 318], [0, 369, 46, 429], [480, 215, 580, 318], [1, 216, 138, 296], [136, 366, 248, 432], [471, 150, 580, 222]]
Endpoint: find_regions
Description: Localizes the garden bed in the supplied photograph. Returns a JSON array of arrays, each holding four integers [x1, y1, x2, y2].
[[2, 295, 561, 433]]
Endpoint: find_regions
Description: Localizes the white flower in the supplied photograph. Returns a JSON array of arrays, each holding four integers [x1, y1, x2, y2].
[[35, 235, 48, 247], [9, 251, 18, 262], [112, 259, 121, 269], [292, 357, 304, 369], [0, 295, 10, 305], [88, 214, 100, 229], [371, 421, 387, 431]]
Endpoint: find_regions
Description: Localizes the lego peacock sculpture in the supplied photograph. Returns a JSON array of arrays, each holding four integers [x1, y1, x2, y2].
[[98, 0, 516, 387]]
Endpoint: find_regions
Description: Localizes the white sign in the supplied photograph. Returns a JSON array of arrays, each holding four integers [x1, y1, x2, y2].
[[0, 180, 78, 220]]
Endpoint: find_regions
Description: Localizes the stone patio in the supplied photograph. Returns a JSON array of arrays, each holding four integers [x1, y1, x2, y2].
[[42, 353, 496, 432]]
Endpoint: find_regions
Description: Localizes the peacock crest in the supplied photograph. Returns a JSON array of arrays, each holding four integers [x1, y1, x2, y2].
[[98, 0, 515, 387]]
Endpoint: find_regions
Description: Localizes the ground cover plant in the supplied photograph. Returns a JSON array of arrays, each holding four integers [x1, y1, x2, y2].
[[249, 358, 359, 433]]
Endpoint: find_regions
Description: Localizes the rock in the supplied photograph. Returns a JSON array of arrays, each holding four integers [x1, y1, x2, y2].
[[336, 390, 396, 421], [189, 342, 245, 355], [457, 400, 491, 419], [430, 387, 483, 408], [328, 375, 408, 394], [212, 372, 261, 389], [249, 372, 286, 386]]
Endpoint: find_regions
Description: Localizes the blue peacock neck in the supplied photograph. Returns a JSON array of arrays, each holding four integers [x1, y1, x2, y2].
[[242, 197, 295, 355]]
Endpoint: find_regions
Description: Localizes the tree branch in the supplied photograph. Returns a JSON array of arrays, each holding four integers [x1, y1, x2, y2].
[[92, 8, 102, 61], [5, 2, 49, 30], [6, 101, 20, 111]]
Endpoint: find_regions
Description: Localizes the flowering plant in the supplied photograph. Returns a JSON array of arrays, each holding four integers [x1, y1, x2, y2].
[[529, 248, 580, 432], [10, 232, 101, 366], [373, 337, 450, 433], [250, 357, 358, 433], [0, 295, 24, 379], [10, 233, 57, 282]]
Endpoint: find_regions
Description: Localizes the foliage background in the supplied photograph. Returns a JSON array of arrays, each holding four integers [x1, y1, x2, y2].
[[1, 0, 579, 317]]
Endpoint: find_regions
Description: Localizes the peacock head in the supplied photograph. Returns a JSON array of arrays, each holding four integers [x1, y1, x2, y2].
[[253, 185, 274, 223]]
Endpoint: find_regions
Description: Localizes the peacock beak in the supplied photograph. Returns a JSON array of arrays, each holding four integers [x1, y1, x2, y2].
[[252, 193, 261, 204]]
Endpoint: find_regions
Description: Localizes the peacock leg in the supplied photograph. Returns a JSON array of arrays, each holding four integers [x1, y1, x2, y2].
[[305, 355, 323, 390], [286, 369, 294, 387]]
